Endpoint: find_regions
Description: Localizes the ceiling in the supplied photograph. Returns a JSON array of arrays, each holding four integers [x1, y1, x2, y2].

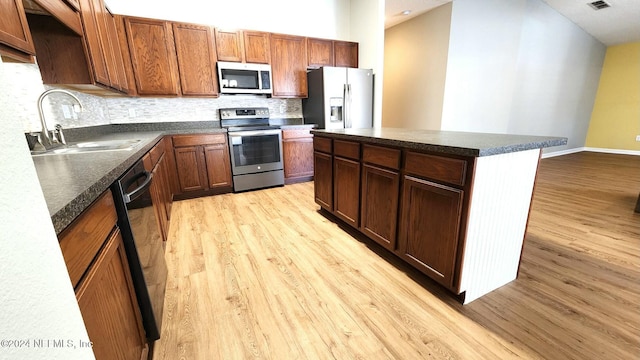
[[384, 0, 640, 46]]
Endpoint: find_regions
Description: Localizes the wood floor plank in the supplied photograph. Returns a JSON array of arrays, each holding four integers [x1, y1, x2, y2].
[[153, 151, 640, 360]]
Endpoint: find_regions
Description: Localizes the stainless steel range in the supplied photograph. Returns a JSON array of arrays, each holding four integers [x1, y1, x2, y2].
[[220, 107, 284, 192]]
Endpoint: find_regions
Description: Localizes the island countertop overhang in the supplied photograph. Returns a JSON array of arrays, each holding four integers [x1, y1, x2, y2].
[[310, 128, 568, 157]]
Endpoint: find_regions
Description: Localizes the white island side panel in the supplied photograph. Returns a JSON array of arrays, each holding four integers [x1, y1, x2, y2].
[[459, 148, 540, 304]]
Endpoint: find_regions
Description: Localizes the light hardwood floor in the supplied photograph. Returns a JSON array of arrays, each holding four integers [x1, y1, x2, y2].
[[154, 151, 640, 360]]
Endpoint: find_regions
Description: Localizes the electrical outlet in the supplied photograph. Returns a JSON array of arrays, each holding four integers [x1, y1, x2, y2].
[[128, 108, 136, 118], [636, 135, 640, 142]]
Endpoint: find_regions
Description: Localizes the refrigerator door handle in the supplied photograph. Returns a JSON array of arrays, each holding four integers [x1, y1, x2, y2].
[[343, 84, 348, 128], [346, 84, 353, 128]]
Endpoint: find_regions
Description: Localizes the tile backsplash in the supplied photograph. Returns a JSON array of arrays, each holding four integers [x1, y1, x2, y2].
[[7, 62, 302, 133]]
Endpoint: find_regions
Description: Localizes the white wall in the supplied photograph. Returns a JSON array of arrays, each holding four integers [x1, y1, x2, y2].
[[441, 0, 606, 152], [105, 0, 351, 40], [350, 0, 385, 128], [382, 3, 452, 129], [0, 59, 94, 360]]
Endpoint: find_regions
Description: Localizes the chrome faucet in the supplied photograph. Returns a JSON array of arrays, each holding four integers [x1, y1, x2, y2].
[[37, 89, 83, 147]]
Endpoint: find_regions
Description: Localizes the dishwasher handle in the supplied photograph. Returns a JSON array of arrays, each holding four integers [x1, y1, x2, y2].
[[123, 171, 153, 203]]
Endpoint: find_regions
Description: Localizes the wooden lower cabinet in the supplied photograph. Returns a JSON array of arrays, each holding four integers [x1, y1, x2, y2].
[[313, 134, 472, 294], [283, 129, 314, 184], [144, 149, 172, 242], [59, 191, 148, 360], [360, 164, 400, 250], [174, 145, 208, 192], [76, 228, 148, 360], [398, 176, 463, 288], [172, 134, 233, 197], [333, 156, 360, 228], [313, 151, 333, 210], [204, 144, 232, 189]]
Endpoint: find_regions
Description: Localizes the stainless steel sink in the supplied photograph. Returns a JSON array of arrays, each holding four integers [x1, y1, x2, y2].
[[31, 139, 142, 156]]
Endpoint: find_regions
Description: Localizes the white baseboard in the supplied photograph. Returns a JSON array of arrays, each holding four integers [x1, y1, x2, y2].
[[583, 147, 640, 156], [542, 147, 640, 159], [541, 147, 585, 158]]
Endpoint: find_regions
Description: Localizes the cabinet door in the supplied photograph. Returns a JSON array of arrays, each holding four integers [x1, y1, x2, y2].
[[270, 33, 308, 98], [243, 30, 270, 64], [173, 23, 219, 96], [159, 149, 173, 220], [307, 37, 333, 68], [174, 146, 208, 192], [314, 151, 333, 210], [334, 156, 360, 227], [398, 176, 463, 288], [76, 228, 148, 360], [91, 0, 129, 91], [144, 154, 169, 241], [103, 9, 129, 92], [283, 137, 314, 182], [334, 41, 358, 68], [125, 17, 180, 95], [361, 164, 400, 250], [203, 144, 232, 189], [78, 0, 110, 86], [0, 0, 35, 59], [214, 28, 243, 62]]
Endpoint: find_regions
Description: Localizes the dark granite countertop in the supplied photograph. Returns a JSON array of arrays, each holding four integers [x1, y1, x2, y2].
[[33, 122, 228, 235], [311, 128, 567, 157]]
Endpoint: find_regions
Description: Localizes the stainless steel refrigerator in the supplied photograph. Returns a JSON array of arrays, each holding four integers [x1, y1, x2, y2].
[[302, 67, 374, 129]]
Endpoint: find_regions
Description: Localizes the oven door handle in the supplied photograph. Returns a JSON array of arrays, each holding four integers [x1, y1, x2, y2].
[[228, 129, 282, 137], [123, 171, 153, 204]]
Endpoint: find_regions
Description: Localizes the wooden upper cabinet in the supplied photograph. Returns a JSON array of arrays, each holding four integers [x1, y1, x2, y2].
[[270, 33, 307, 98], [215, 29, 270, 64], [0, 0, 36, 61], [307, 37, 333, 68], [103, 10, 129, 92], [78, 0, 109, 86], [124, 17, 180, 96], [214, 29, 243, 62], [80, 0, 128, 91], [28, 0, 129, 94], [64, 0, 80, 11], [334, 41, 358, 68], [172, 23, 219, 97], [243, 31, 270, 63]]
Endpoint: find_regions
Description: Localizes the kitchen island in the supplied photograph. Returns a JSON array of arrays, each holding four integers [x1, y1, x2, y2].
[[311, 128, 567, 303]]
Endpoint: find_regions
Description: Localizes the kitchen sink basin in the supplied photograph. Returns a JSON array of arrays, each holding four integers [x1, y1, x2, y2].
[[31, 139, 143, 156]]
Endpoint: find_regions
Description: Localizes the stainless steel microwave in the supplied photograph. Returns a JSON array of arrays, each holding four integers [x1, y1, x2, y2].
[[217, 61, 272, 95]]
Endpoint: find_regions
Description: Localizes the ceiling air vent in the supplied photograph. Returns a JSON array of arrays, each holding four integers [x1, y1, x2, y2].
[[588, 0, 611, 10]]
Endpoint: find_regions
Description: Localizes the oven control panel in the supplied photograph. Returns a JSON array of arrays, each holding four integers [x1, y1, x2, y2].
[[219, 107, 270, 120]]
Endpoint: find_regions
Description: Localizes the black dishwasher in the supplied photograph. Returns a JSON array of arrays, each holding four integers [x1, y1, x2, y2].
[[111, 159, 168, 341]]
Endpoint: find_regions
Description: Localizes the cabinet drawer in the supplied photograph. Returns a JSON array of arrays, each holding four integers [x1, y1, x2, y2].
[[363, 145, 401, 170], [334, 140, 360, 160], [313, 136, 332, 153], [172, 133, 226, 147], [58, 192, 118, 288], [282, 129, 312, 140], [149, 138, 166, 166], [404, 152, 467, 187]]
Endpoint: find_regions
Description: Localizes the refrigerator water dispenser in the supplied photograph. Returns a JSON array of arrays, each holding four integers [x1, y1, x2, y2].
[[329, 97, 343, 122]]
